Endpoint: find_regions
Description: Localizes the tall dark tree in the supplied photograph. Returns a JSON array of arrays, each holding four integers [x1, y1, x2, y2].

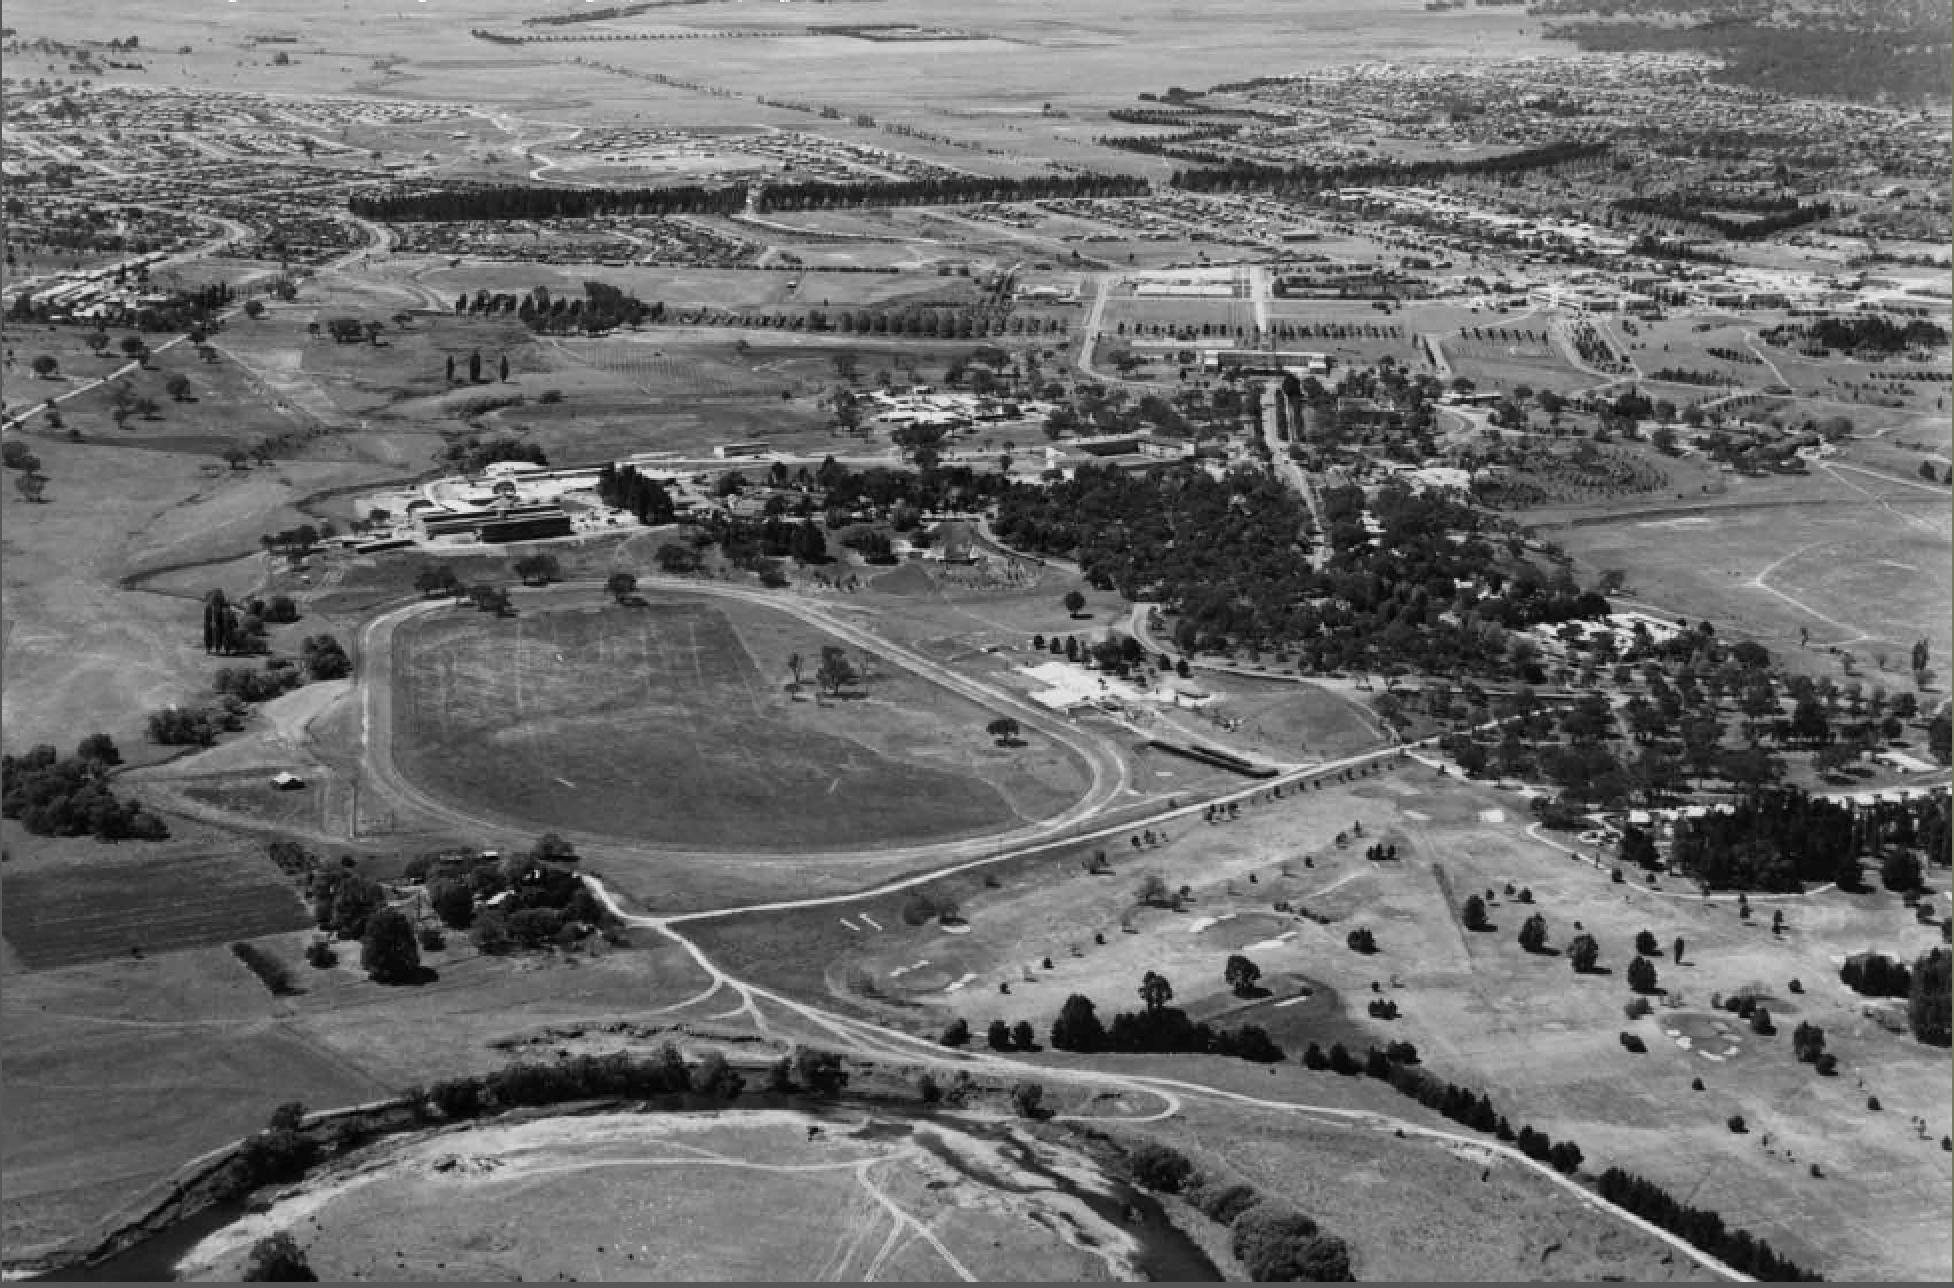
[[1050, 993, 1104, 1052], [467, 350, 482, 383], [360, 907, 422, 985]]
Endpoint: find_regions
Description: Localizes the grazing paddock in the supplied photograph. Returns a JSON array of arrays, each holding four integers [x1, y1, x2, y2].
[[1554, 495, 1953, 664], [171, 1110, 1172, 1283], [387, 596, 1090, 851], [0, 947, 391, 1261], [0, 844, 311, 971]]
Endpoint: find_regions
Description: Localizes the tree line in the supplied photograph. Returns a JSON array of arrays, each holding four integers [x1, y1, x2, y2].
[[348, 172, 1147, 224], [1164, 140, 1610, 196]]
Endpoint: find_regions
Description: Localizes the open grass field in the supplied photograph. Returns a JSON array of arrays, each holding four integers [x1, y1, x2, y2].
[[0, 428, 383, 756], [688, 762, 1952, 1281], [0, 946, 394, 1262], [171, 1109, 1176, 1283], [386, 594, 1090, 851], [1550, 476, 1954, 667], [0, 828, 309, 970]]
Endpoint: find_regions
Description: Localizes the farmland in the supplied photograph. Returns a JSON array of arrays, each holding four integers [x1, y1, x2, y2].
[[0, 829, 309, 970], [385, 593, 1093, 851]]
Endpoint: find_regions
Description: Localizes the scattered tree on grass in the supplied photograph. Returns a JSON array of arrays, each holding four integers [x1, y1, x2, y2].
[[1517, 912, 1548, 954], [815, 645, 859, 698], [1225, 953, 1262, 996], [605, 571, 637, 602], [1461, 894, 1490, 931], [1010, 1081, 1045, 1118], [985, 716, 1022, 746], [1792, 1021, 1827, 1064], [1062, 589, 1086, 618], [1635, 929, 1659, 956], [939, 1017, 970, 1048], [987, 1018, 1013, 1050], [1626, 955, 1659, 995], [1568, 933, 1600, 974], [1138, 970, 1173, 1013], [1346, 927, 1378, 955]]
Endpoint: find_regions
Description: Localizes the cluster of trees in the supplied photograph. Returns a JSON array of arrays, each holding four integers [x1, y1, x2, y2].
[[418, 844, 608, 956], [1761, 314, 1948, 357], [350, 172, 1147, 223], [1670, 788, 1948, 893], [1839, 951, 1913, 999], [994, 463, 1598, 678], [203, 588, 299, 656], [1908, 947, 1951, 1048], [595, 463, 678, 526], [442, 435, 547, 475], [0, 736, 168, 840], [1047, 976, 1284, 1063], [146, 700, 248, 748], [1124, 1142, 1353, 1281]]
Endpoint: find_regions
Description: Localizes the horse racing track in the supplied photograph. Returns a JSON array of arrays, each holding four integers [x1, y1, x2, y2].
[[386, 597, 1070, 852]]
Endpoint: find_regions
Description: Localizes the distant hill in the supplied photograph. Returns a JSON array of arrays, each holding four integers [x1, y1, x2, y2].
[[1530, 0, 1953, 104]]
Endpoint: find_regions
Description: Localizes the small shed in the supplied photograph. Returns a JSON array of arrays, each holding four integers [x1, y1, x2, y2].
[[270, 771, 306, 791]]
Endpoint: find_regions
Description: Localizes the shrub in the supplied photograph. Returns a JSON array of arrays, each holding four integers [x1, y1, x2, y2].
[[1814, 1052, 1839, 1076], [231, 942, 298, 996], [1791, 1021, 1826, 1064], [417, 925, 446, 952], [1623, 996, 1652, 1020], [304, 938, 337, 969], [241, 1231, 315, 1282], [1127, 1142, 1194, 1193], [1197, 1182, 1262, 1225], [1233, 1204, 1344, 1283], [1690, 1077, 1704, 1091], [1727, 1115, 1747, 1133], [1345, 927, 1377, 954], [1461, 894, 1489, 931], [916, 1072, 942, 1104], [939, 1017, 970, 1048], [1866, 1095, 1881, 1111], [1619, 1032, 1647, 1053], [1010, 1081, 1045, 1118]]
